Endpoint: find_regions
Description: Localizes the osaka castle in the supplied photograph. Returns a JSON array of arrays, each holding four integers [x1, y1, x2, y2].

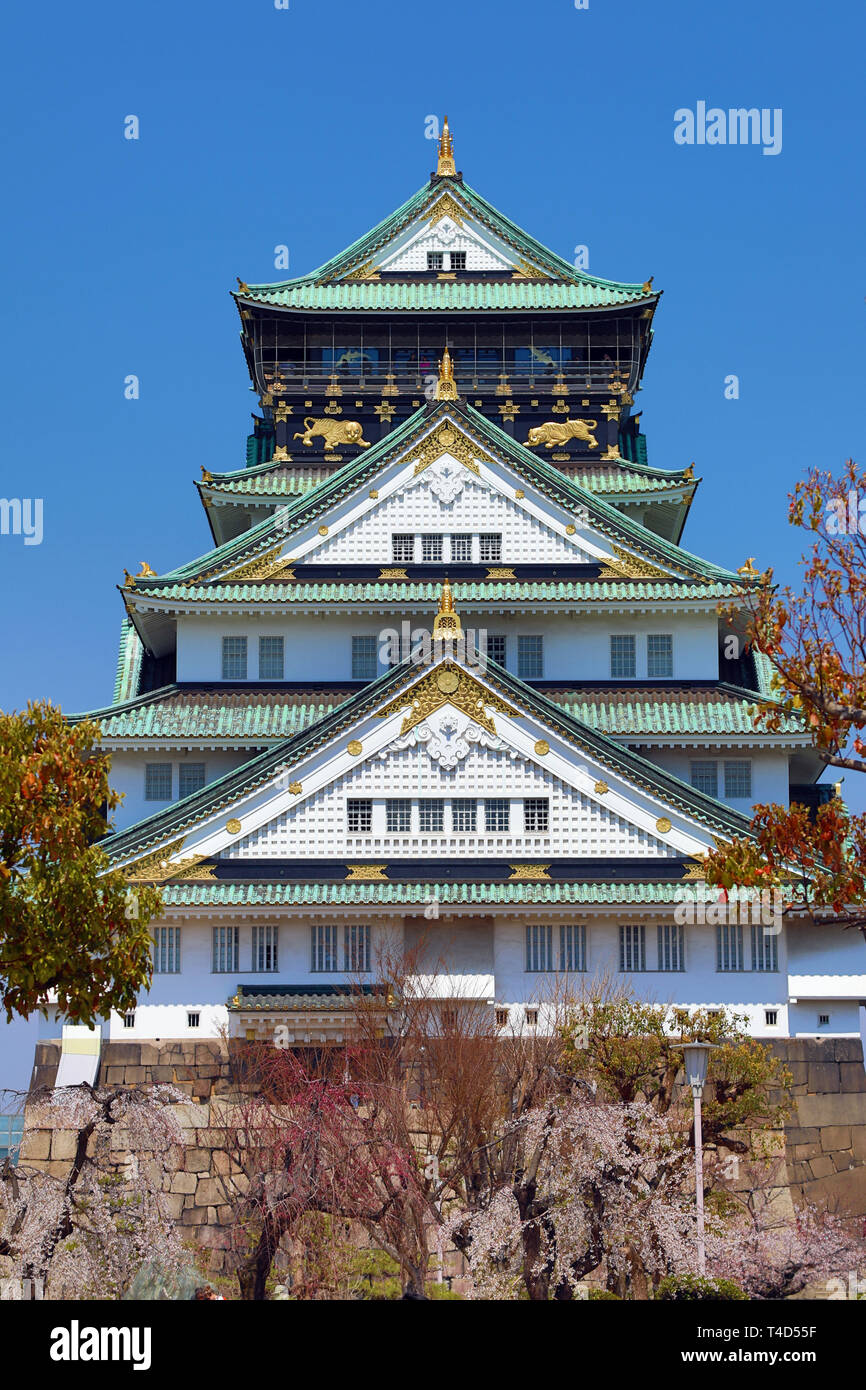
[[13, 118, 865, 1082]]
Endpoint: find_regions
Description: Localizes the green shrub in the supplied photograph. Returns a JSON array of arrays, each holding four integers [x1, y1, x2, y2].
[[587, 1288, 621, 1300], [655, 1274, 748, 1301]]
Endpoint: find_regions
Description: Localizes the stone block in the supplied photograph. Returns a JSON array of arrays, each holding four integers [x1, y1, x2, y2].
[[800, 1165, 866, 1215], [163, 1194, 186, 1221], [173, 1103, 210, 1130], [820, 1126, 852, 1152], [785, 1063, 810, 1085], [50, 1130, 79, 1161], [170, 1172, 197, 1195], [195, 1044, 221, 1065], [151, 1066, 175, 1083], [195, 1178, 225, 1206], [832, 1151, 854, 1173], [181, 1206, 207, 1226], [196, 1065, 220, 1080], [103, 1043, 143, 1065], [18, 1130, 51, 1161], [809, 1155, 836, 1179], [785, 1126, 820, 1147], [808, 1063, 841, 1092], [839, 1064, 866, 1093], [101, 1067, 126, 1085], [185, 1148, 211, 1172], [791, 1143, 822, 1162], [797, 1093, 866, 1127], [834, 1040, 865, 1063], [852, 1129, 866, 1161]]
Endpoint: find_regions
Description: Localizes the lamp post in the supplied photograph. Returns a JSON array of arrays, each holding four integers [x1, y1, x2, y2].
[[680, 1041, 717, 1276]]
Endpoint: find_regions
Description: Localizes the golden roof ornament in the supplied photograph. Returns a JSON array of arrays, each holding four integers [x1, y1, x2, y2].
[[432, 578, 462, 641], [433, 345, 459, 401], [436, 116, 456, 177]]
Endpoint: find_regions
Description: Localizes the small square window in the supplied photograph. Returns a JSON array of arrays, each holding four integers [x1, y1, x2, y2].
[[440, 1008, 458, 1031], [123, 1012, 136, 1030], [178, 763, 206, 799], [495, 1007, 510, 1028], [610, 634, 636, 679], [427, 252, 444, 270], [485, 798, 510, 832], [259, 635, 285, 680], [764, 1009, 778, 1027], [647, 634, 673, 679], [724, 760, 752, 799], [187, 1011, 200, 1029], [450, 533, 473, 563], [523, 798, 549, 832], [486, 634, 507, 667], [517, 635, 543, 679], [818, 1013, 830, 1027], [449, 251, 466, 270], [351, 635, 378, 680], [392, 533, 415, 564], [347, 799, 373, 833], [452, 799, 477, 832], [419, 799, 444, 833], [145, 763, 172, 802], [386, 799, 412, 833], [222, 635, 248, 680], [524, 1007, 539, 1028], [479, 532, 502, 563], [420, 533, 443, 563], [691, 760, 719, 797]]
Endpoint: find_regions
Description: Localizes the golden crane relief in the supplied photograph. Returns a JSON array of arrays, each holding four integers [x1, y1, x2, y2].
[[436, 115, 456, 177], [432, 578, 463, 641], [433, 346, 460, 401], [293, 417, 371, 450], [525, 419, 599, 451]]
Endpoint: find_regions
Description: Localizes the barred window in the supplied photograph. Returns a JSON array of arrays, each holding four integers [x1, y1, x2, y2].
[[347, 799, 372, 833], [450, 533, 473, 562], [386, 798, 412, 833], [610, 634, 636, 678], [690, 760, 719, 797], [392, 533, 415, 564], [259, 635, 284, 680], [222, 635, 248, 680], [312, 924, 340, 973], [657, 923, 685, 972], [449, 251, 466, 270], [619, 924, 646, 972], [485, 798, 510, 832], [526, 924, 554, 972], [419, 799, 444, 832], [344, 924, 371, 973], [426, 252, 444, 270], [178, 763, 205, 799], [145, 763, 172, 801], [524, 798, 549, 832], [724, 760, 752, 799], [420, 533, 443, 563], [486, 634, 507, 667], [187, 1012, 200, 1029], [479, 532, 502, 563], [212, 926, 239, 974], [751, 925, 778, 973], [647, 634, 673, 678], [517, 635, 543, 678], [452, 799, 477, 832], [123, 1012, 136, 1030], [351, 634, 377, 680], [559, 923, 586, 972], [252, 924, 279, 973], [152, 926, 180, 975], [716, 923, 744, 972]]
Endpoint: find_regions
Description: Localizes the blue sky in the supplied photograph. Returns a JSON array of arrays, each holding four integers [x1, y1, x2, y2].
[[1, 0, 864, 798]]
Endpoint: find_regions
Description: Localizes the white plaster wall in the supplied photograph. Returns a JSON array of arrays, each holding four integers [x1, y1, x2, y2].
[[109, 751, 250, 829], [645, 748, 790, 810]]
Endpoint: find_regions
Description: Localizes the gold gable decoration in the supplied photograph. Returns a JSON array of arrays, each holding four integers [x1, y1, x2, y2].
[[512, 258, 548, 281], [413, 420, 488, 476], [342, 260, 381, 281], [597, 545, 672, 582], [376, 661, 516, 737], [216, 544, 297, 584], [125, 838, 187, 883], [427, 190, 466, 227]]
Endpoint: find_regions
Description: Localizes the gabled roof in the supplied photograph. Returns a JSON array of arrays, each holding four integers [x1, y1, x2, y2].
[[235, 177, 657, 315]]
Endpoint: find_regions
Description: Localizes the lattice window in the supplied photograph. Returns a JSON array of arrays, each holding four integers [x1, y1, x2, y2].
[[690, 760, 718, 797], [486, 634, 507, 667], [559, 924, 586, 972], [524, 797, 549, 832], [750, 925, 778, 973], [145, 763, 172, 801], [386, 799, 412, 833], [450, 533, 473, 562], [420, 533, 443, 563], [724, 760, 752, 799], [478, 532, 502, 563], [716, 923, 744, 972], [452, 799, 477, 832], [619, 924, 646, 972], [259, 635, 285, 680], [222, 636, 248, 680], [517, 635, 543, 678], [344, 924, 371, 973], [657, 923, 685, 972], [152, 926, 180, 974], [252, 924, 279, 973], [212, 926, 239, 974], [525, 924, 553, 972], [647, 633, 673, 678], [346, 799, 372, 832], [178, 763, 205, 798], [485, 798, 510, 832], [610, 634, 636, 678], [392, 533, 415, 564], [312, 924, 340, 972], [351, 635, 377, 680], [427, 252, 444, 270], [419, 799, 444, 832], [449, 251, 467, 270]]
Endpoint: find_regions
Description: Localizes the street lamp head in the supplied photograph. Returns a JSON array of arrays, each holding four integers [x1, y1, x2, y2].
[[681, 1040, 717, 1096]]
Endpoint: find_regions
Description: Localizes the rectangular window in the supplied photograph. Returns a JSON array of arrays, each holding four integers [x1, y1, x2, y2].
[[123, 1012, 136, 1030], [525, 924, 554, 972], [187, 1012, 200, 1029], [716, 923, 744, 972], [252, 924, 279, 973], [419, 799, 444, 832], [152, 925, 181, 975], [449, 251, 467, 270], [750, 925, 778, 973], [212, 926, 239, 974], [344, 924, 371, 973], [657, 923, 685, 972], [559, 924, 586, 972], [259, 635, 285, 680], [452, 798, 477, 832], [222, 635, 248, 680], [485, 798, 510, 832], [765, 1009, 778, 1027], [426, 252, 444, 270], [450, 533, 473, 563], [351, 635, 377, 680], [392, 533, 415, 564], [420, 533, 443, 563], [523, 798, 549, 832], [610, 634, 636, 679], [312, 924, 340, 973], [619, 925, 646, 972], [346, 799, 373, 833], [386, 798, 412, 833], [479, 532, 502, 563], [690, 760, 719, 797], [517, 635, 543, 679], [647, 634, 673, 679], [495, 1007, 510, 1028], [724, 760, 752, 799], [487, 634, 507, 667], [145, 763, 172, 802], [178, 763, 206, 799]]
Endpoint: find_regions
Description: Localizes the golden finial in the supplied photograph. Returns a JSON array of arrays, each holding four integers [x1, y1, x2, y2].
[[683, 463, 695, 481], [432, 578, 462, 641], [136, 561, 156, 577], [434, 345, 459, 401], [436, 116, 456, 177], [737, 557, 759, 577], [642, 276, 654, 294]]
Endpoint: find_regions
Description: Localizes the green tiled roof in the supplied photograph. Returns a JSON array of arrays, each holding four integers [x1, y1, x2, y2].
[[161, 880, 717, 909], [113, 618, 143, 704], [238, 179, 654, 313], [132, 578, 737, 605]]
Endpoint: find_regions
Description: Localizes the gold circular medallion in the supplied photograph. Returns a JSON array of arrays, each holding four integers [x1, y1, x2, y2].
[[566, 524, 576, 536], [656, 816, 672, 834], [288, 781, 302, 795], [594, 780, 609, 796], [226, 818, 242, 834], [515, 489, 525, 500], [318, 525, 329, 536], [347, 740, 363, 756], [437, 667, 461, 695], [369, 489, 379, 499], [534, 739, 550, 756]]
